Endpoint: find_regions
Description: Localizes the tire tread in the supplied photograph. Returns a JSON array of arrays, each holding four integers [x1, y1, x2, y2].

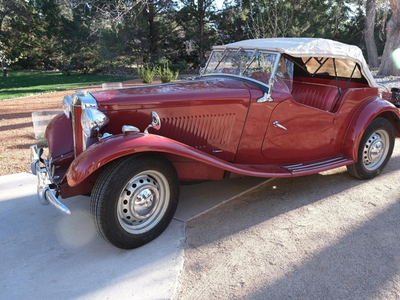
[[90, 153, 179, 249]]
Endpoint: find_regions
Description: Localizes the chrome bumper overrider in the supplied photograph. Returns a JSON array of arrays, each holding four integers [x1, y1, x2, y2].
[[30, 145, 71, 215]]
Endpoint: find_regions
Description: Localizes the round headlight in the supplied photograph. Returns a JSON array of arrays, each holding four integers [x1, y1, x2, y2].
[[81, 107, 109, 138], [63, 95, 72, 119]]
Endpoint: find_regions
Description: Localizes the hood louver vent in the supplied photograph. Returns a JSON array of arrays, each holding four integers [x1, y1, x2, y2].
[[159, 113, 236, 148]]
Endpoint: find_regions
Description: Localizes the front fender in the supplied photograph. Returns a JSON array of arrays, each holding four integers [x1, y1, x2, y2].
[[65, 133, 290, 188], [343, 97, 400, 160], [65, 133, 178, 187]]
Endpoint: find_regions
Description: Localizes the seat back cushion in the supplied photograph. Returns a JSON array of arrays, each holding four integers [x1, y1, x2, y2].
[[291, 82, 339, 112]]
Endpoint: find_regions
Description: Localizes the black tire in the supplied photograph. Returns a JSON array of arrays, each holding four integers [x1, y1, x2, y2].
[[90, 153, 179, 249], [347, 117, 395, 180]]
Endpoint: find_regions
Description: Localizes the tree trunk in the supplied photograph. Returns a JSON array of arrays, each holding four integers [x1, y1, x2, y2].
[[364, 0, 379, 69], [146, 3, 158, 62], [378, 0, 400, 76], [198, 0, 206, 67], [0, 7, 6, 76]]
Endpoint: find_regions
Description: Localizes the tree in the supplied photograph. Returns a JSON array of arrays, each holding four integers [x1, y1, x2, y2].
[[0, 0, 29, 75], [378, 0, 400, 76], [177, 0, 218, 67], [216, 0, 353, 40], [1, 0, 396, 75], [212, 1, 249, 43], [139, 0, 176, 62], [365, 0, 380, 68]]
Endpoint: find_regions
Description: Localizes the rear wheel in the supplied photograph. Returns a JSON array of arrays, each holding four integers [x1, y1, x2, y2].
[[347, 118, 394, 179], [90, 154, 179, 249]]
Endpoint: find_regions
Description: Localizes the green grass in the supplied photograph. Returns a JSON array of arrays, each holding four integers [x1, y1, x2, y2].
[[0, 70, 132, 101]]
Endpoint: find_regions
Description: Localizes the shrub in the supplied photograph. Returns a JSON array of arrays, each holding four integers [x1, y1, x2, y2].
[[137, 65, 159, 83], [158, 63, 179, 83]]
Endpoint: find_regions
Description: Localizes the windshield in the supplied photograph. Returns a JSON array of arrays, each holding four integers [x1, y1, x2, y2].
[[202, 49, 280, 82], [202, 49, 294, 94]]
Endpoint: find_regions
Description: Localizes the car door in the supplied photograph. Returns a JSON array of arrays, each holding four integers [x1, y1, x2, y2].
[[262, 99, 337, 165]]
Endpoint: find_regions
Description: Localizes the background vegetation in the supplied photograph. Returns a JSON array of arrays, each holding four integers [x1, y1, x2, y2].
[[1, 0, 399, 77], [0, 71, 130, 100]]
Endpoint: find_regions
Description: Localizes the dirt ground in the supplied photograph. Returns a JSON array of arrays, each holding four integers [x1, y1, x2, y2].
[[0, 78, 159, 176], [174, 142, 400, 300]]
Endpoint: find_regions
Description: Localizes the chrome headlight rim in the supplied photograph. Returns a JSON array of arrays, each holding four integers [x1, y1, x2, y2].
[[81, 107, 109, 138]]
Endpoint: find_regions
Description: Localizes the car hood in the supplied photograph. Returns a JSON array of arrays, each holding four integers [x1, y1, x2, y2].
[[90, 76, 253, 111]]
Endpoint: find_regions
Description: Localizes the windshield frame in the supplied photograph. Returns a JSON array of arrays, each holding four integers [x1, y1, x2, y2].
[[201, 48, 282, 89]]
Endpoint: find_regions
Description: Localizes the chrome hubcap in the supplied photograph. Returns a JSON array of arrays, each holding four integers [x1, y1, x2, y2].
[[131, 183, 159, 220], [362, 130, 389, 171], [117, 170, 169, 234]]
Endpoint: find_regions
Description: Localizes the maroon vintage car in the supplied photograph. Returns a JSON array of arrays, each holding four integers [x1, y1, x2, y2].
[[31, 38, 400, 249]]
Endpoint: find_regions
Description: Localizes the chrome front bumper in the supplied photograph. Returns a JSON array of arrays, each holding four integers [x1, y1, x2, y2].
[[30, 145, 71, 215]]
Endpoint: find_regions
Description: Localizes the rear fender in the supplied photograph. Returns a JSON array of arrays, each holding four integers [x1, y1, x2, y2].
[[343, 97, 400, 161]]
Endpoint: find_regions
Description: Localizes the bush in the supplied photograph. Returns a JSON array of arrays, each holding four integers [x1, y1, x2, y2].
[[158, 63, 179, 83], [137, 65, 159, 83]]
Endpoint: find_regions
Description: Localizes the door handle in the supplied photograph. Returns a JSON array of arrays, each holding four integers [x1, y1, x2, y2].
[[273, 121, 287, 131]]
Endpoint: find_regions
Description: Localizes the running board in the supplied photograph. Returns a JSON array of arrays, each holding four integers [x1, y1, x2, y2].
[[281, 156, 354, 176]]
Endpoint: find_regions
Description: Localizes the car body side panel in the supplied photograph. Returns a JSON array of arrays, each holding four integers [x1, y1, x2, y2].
[[138, 101, 249, 162], [234, 88, 291, 164], [93, 78, 253, 162], [262, 99, 337, 164]]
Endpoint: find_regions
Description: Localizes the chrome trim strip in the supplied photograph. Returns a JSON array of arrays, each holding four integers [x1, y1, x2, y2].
[[212, 149, 223, 153], [284, 156, 349, 172]]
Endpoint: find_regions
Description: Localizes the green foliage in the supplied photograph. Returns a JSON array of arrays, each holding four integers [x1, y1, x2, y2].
[[59, 48, 101, 75], [0, 0, 395, 74], [0, 70, 131, 101], [158, 63, 179, 83], [137, 65, 159, 83]]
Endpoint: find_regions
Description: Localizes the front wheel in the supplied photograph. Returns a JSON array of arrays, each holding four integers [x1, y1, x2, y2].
[[347, 117, 395, 180], [90, 154, 179, 249]]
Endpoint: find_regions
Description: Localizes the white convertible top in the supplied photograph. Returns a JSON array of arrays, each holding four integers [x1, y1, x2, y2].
[[213, 38, 378, 87]]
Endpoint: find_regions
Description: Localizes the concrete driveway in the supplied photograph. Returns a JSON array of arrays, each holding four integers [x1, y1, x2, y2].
[[0, 172, 265, 299]]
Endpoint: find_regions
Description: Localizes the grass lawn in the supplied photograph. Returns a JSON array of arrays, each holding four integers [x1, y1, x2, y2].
[[0, 70, 133, 101]]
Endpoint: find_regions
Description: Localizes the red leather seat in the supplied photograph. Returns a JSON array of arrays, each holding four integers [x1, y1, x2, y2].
[[291, 82, 340, 112]]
